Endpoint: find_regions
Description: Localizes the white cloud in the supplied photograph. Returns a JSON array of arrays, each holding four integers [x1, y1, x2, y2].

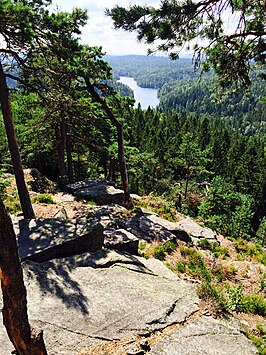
[[51, 0, 158, 55]]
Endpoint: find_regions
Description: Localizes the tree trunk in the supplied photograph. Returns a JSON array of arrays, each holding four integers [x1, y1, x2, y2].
[[66, 133, 74, 183], [0, 197, 47, 354], [0, 64, 35, 219], [56, 118, 67, 178], [84, 77, 130, 205], [184, 165, 191, 200]]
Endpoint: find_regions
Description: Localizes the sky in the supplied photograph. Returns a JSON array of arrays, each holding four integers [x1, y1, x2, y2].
[[51, 0, 159, 55], [50, 0, 240, 56]]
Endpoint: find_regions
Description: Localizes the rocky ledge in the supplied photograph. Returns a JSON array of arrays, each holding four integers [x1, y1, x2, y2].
[[0, 179, 258, 354]]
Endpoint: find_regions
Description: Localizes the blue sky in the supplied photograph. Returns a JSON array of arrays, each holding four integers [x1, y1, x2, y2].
[[51, 0, 159, 55]]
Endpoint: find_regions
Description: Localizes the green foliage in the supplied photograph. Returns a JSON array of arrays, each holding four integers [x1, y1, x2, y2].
[[197, 239, 229, 259], [176, 260, 186, 273], [4, 196, 21, 215], [199, 281, 266, 317], [257, 217, 266, 246], [180, 247, 212, 281], [138, 241, 147, 251], [108, 1, 265, 90], [32, 194, 55, 205], [260, 275, 266, 292], [151, 245, 166, 260], [234, 239, 266, 266], [86, 201, 97, 206], [147, 240, 177, 260], [0, 177, 9, 199], [164, 240, 177, 253], [242, 293, 266, 317], [227, 285, 247, 313], [199, 176, 254, 239], [198, 281, 229, 314], [245, 328, 266, 355]]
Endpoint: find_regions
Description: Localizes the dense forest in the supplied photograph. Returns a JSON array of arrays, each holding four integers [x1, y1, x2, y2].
[[107, 55, 265, 242]]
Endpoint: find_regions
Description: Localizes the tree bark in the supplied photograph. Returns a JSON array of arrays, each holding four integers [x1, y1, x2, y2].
[[0, 63, 35, 219], [56, 117, 67, 178], [0, 197, 47, 354], [84, 77, 130, 205], [66, 133, 74, 183]]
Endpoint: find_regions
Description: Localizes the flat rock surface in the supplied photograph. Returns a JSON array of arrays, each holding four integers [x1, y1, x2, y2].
[[66, 179, 124, 205], [0, 250, 199, 355], [150, 315, 259, 355], [16, 219, 104, 262], [66, 178, 116, 194], [147, 215, 217, 244]]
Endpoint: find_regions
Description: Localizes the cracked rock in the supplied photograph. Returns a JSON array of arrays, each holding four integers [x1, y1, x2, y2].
[[150, 315, 259, 355], [0, 249, 199, 355]]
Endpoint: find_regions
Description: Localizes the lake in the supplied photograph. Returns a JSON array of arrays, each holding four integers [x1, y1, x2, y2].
[[118, 76, 159, 109]]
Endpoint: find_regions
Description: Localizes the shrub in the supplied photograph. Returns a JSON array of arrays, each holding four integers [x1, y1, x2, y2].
[[5, 196, 21, 214], [256, 217, 266, 246], [234, 239, 266, 266], [226, 285, 266, 316], [0, 177, 9, 199], [139, 241, 147, 251], [243, 294, 266, 317], [180, 247, 212, 281], [163, 240, 177, 253], [197, 239, 229, 259], [151, 245, 166, 260], [245, 327, 266, 355], [260, 275, 266, 292], [198, 281, 229, 314], [199, 176, 254, 239], [32, 193, 55, 204], [176, 260, 186, 273]]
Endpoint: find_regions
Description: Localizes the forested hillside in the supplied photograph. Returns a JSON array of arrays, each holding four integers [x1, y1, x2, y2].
[[106, 55, 198, 88], [104, 55, 266, 241]]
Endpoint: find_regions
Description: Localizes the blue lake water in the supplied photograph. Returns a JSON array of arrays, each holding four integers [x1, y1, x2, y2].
[[118, 76, 159, 109]]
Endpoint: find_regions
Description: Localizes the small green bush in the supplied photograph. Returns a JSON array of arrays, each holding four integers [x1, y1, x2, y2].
[[226, 285, 266, 316], [5, 196, 21, 214], [197, 239, 213, 250], [0, 177, 9, 199], [163, 240, 177, 253], [243, 294, 266, 317], [139, 241, 147, 251], [176, 260, 186, 273], [180, 247, 212, 281], [234, 239, 266, 266], [198, 239, 229, 259], [32, 194, 55, 204], [227, 286, 247, 313], [245, 328, 266, 355], [255, 252, 266, 267], [198, 281, 229, 314], [152, 245, 166, 260], [260, 275, 266, 291]]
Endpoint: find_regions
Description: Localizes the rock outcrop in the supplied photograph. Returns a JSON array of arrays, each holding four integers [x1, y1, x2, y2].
[[2, 183, 257, 354], [150, 315, 259, 355], [16, 219, 104, 263], [122, 211, 217, 245], [0, 248, 258, 355], [66, 178, 124, 205], [0, 250, 200, 355]]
